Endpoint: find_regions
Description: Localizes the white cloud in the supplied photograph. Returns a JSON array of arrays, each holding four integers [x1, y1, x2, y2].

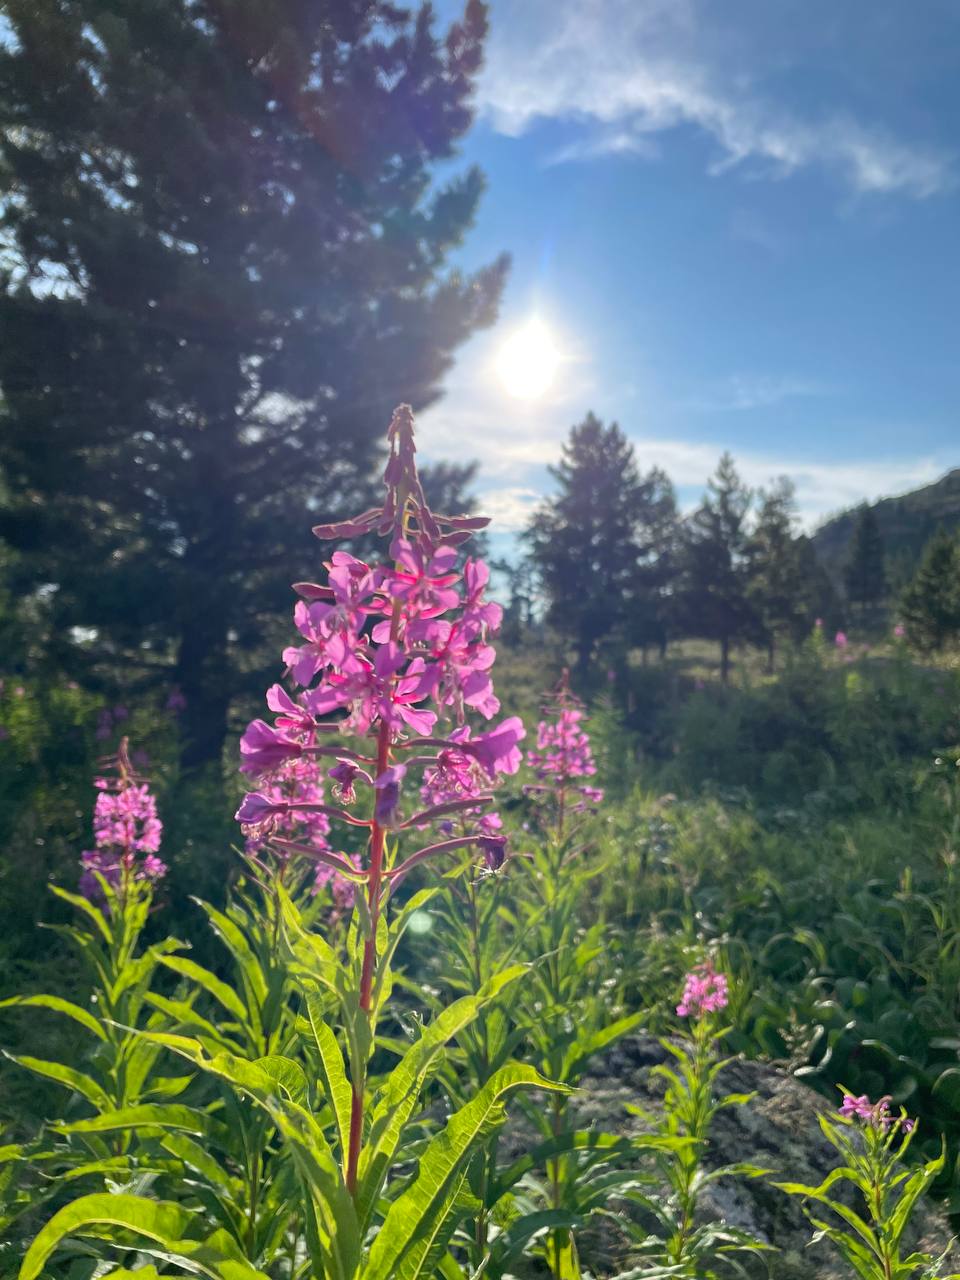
[[475, 486, 544, 531], [476, 0, 953, 198]]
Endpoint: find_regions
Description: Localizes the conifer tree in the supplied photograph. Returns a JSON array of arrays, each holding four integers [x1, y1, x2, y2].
[[676, 453, 754, 682], [844, 503, 887, 626], [745, 478, 806, 671], [0, 0, 506, 764], [525, 414, 675, 673], [900, 528, 960, 652]]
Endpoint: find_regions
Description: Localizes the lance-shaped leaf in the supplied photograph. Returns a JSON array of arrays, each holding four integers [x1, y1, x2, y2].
[[158, 956, 249, 1024], [355, 965, 528, 1227], [52, 1103, 231, 1148], [365, 1062, 565, 1280], [0, 993, 106, 1040], [19, 1194, 271, 1280], [3, 1052, 110, 1110]]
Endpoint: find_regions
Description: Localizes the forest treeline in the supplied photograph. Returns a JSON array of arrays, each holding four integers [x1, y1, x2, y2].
[[513, 414, 960, 680]]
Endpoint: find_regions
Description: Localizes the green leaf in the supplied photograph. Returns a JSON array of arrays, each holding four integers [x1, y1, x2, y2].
[[306, 993, 353, 1158], [887, 1153, 944, 1243], [4, 1053, 110, 1109], [0, 993, 106, 1040], [932, 1068, 960, 1115], [52, 1103, 229, 1146], [19, 1193, 270, 1280], [49, 885, 112, 944], [365, 1062, 562, 1280], [561, 1013, 644, 1081], [158, 956, 249, 1023], [356, 965, 528, 1228]]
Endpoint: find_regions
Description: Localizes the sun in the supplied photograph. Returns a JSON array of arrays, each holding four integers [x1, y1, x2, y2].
[[495, 317, 562, 400]]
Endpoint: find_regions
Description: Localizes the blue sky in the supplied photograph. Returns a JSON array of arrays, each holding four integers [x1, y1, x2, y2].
[[418, 0, 960, 553]]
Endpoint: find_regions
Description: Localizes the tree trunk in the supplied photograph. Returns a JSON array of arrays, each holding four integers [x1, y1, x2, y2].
[[176, 602, 233, 769], [767, 637, 775, 675], [720, 634, 730, 684]]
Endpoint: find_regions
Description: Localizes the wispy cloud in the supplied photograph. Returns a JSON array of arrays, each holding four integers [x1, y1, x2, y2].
[[683, 374, 827, 413], [543, 130, 659, 168], [476, 0, 954, 198]]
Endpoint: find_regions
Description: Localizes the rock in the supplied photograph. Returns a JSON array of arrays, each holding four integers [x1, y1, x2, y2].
[[549, 1035, 959, 1278]]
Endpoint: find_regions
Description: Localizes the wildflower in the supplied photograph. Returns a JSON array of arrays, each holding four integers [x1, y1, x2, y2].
[[478, 834, 507, 871], [79, 738, 166, 900], [893, 622, 905, 639], [374, 764, 407, 828], [235, 403, 524, 903], [835, 630, 848, 649], [526, 672, 604, 817], [838, 1092, 914, 1133], [676, 962, 729, 1018], [239, 719, 305, 774]]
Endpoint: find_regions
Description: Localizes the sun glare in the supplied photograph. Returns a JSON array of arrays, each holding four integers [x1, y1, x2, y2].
[[495, 317, 562, 400]]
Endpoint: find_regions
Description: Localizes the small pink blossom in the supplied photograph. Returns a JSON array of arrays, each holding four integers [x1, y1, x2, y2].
[[835, 630, 848, 649], [839, 1093, 914, 1133], [676, 963, 729, 1018]]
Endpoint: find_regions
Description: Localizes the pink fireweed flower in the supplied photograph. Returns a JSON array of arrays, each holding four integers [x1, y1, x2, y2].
[[835, 630, 848, 649], [526, 672, 604, 817], [676, 963, 729, 1018], [79, 738, 166, 900], [235, 404, 525, 891], [240, 754, 340, 895], [838, 1093, 914, 1133], [239, 719, 305, 775], [893, 622, 905, 639]]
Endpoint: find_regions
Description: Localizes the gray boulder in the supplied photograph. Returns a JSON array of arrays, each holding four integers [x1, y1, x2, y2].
[[564, 1035, 960, 1278]]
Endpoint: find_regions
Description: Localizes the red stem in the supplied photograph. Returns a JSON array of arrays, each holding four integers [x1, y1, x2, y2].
[[346, 597, 402, 1196]]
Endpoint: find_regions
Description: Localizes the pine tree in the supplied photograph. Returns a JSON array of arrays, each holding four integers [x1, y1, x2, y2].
[[844, 504, 887, 626], [0, 0, 506, 764], [625, 466, 679, 661], [676, 453, 754, 682], [524, 414, 674, 673], [900, 528, 960, 652], [745, 478, 806, 671]]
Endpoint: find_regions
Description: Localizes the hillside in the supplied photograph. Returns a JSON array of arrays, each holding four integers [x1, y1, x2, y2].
[[812, 466, 960, 587]]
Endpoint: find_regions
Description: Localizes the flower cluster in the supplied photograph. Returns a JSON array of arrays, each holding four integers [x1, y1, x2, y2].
[[526, 672, 603, 816], [676, 963, 729, 1018], [235, 405, 524, 892], [240, 755, 355, 906], [838, 1093, 914, 1133], [80, 738, 166, 899]]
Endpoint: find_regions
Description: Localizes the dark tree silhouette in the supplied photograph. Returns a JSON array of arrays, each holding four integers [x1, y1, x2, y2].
[[675, 453, 754, 682], [900, 528, 960, 652], [844, 504, 887, 626], [745, 478, 808, 671], [0, 0, 507, 764], [525, 414, 674, 673]]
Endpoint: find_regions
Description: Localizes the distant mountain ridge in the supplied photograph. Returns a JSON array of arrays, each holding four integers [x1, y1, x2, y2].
[[812, 467, 960, 587]]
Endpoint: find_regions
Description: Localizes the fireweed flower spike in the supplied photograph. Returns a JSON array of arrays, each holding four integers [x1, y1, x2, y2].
[[838, 1092, 915, 1133], [235, 404, 524, 1194], [526, 670, 604, 836], [79, 736, 167, 901], [676, 961, 729, 1019]]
